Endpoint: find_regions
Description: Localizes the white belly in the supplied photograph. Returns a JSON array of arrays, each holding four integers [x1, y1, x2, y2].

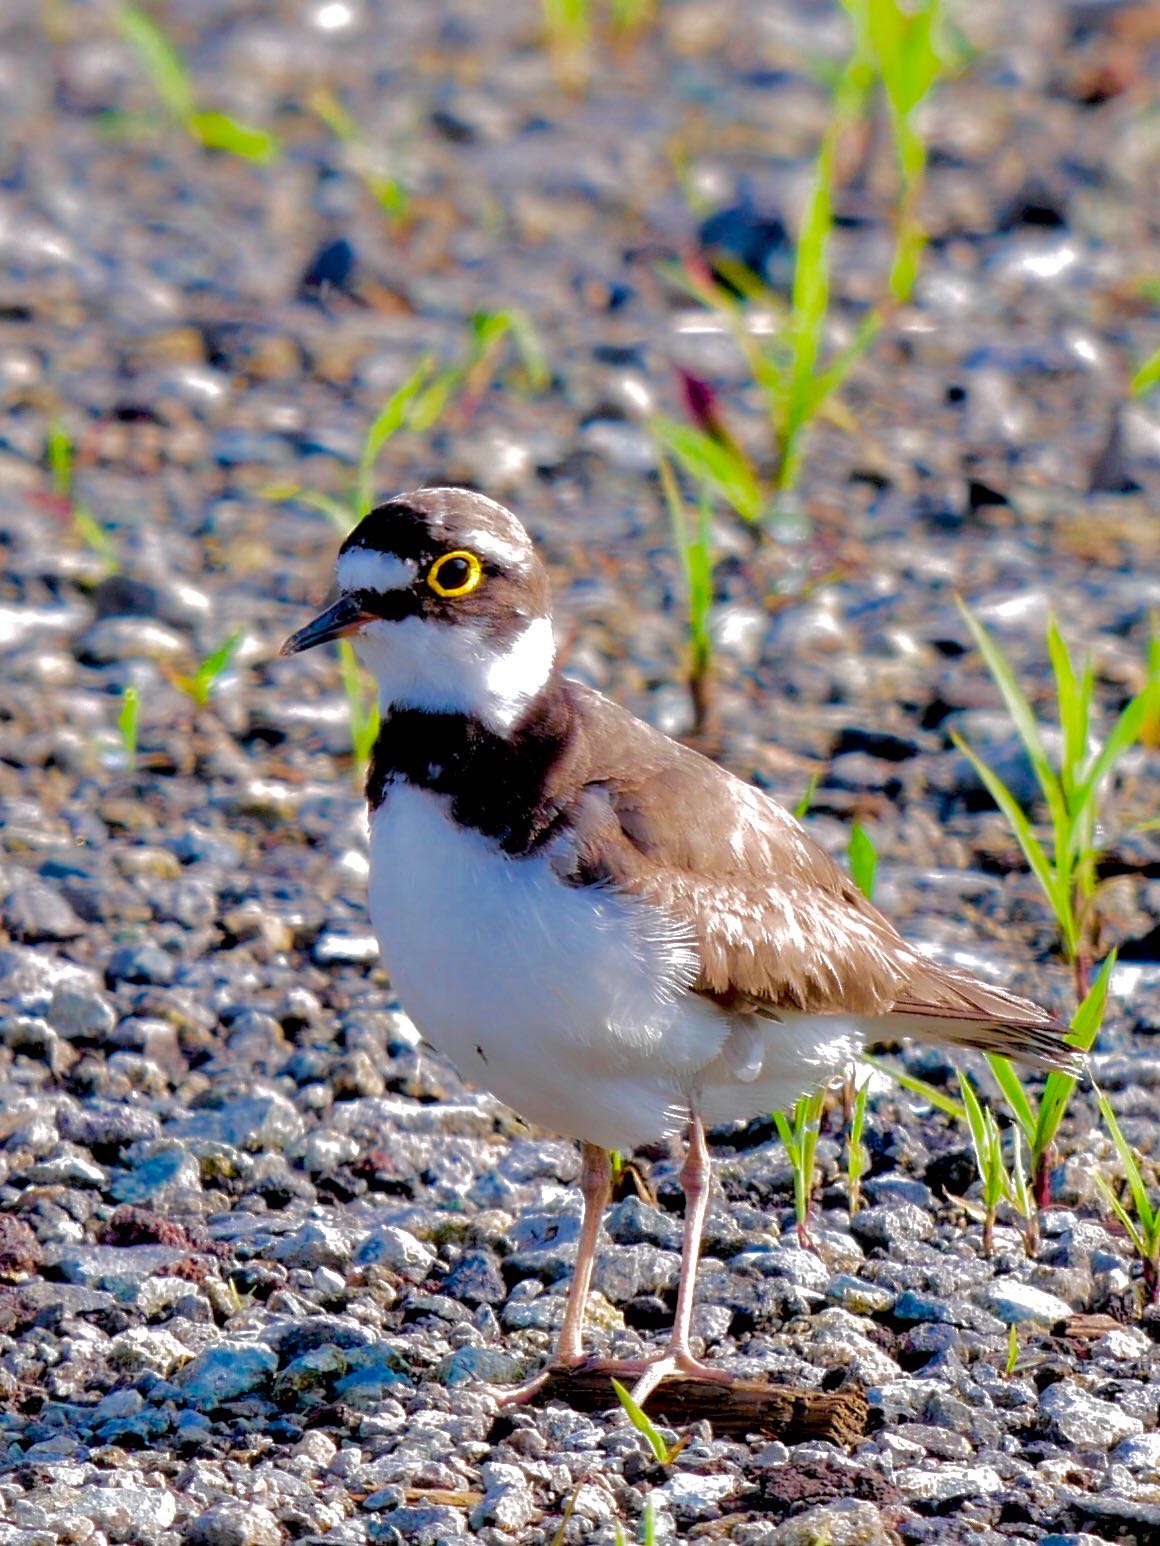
[[368, 784, 862, 1150]]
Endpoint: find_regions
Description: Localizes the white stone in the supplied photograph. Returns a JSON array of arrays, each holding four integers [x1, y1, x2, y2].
[[1040, 1380, 1144, 1447], [975, 1280, 1072, 1325], [895, 1464, 1002, 1502]]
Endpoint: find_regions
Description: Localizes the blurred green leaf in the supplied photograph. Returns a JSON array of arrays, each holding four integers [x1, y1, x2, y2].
[[357, 359, 435, 516], [118, 685, 139, 772], [653, 417, 763, 522], [610, 1379, 681, 1464], [119, 4, 195, 122], [189, 110, 279, 163], [847, 823, 877, 900], [1132, 346, 1160, 399]]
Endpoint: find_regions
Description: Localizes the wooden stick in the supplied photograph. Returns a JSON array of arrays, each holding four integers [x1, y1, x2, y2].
[[538, 1370, 868, 1444]]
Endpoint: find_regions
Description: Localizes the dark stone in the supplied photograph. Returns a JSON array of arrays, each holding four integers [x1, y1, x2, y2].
[[698, 200, 793, 292], [441, 1248, 507, 1307], [105, 944, 176, 987], [0, 1215, 44, 1281], [299, 237, 357, 301]]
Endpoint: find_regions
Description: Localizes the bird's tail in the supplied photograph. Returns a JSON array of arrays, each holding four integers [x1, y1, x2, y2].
[[869, 962, 1084, 1075]]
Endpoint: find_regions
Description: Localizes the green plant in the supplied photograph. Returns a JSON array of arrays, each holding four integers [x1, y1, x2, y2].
[[655, 109, 880, 508], [985, 954, 1114, 1224], [861, 1054, 967, 1122], [612, 1494, 659, 1546], [655, 2, 950, 509], [1093, 1088, 1160, 1304], [611, 1379, 684, 1463], [118, 686, 140, 772], [954, 606, 1160, 999], [309, 87, 409, 223], [1131, 344, 1160, 399], [118, 5, 279, 161], [656, 451, 714, 733], [774, 1083, 829, 1247], [958, 1073, 1034, 1257], [270, 311, 546, 532], [793, 770, 821, 821], [846, 1075, 869, 1216], [172, 628, 243, 708], [848, 822, 877, 899], [1005, 1321, 1019, 1377], [46, 422, 118, 570], [339, 639, 380, 772], [840, 0, 947, 301]]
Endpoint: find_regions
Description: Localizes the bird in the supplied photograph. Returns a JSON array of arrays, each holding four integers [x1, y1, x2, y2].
[[281, 485, 1081, 1406]]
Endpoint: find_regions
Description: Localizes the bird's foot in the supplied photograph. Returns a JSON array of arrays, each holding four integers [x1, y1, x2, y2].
[[497, 1348, 734, 1409], [493, 1355, 585, 1407]]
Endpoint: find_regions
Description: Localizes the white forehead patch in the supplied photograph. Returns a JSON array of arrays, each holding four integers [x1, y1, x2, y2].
[[337, 547, 417, 594]]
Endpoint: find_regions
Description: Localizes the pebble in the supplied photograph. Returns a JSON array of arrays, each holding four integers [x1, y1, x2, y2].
[[975, 1280, 1073, 1325], [186, 1501, 282, 1546], [850, 1202, 934, 1248], [354, 1225, 436, 1280], [768, 1500, 893, 1545], [1039, 1381, 1145, 1447], [1, 881, 85, 941], [895, 1462, 1003, 1502], [175, 1342, 278, 1410], [70, 1485, 177, 1543]]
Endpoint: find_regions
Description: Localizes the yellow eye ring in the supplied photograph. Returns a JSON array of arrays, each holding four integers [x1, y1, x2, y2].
[[427, 549, 483, 599]]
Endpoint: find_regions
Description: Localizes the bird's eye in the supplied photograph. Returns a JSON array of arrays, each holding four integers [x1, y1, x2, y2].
[[427, 550, 483, 599]]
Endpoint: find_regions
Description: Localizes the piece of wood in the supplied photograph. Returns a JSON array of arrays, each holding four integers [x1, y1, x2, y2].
[[537, 1370, 867, 1444]]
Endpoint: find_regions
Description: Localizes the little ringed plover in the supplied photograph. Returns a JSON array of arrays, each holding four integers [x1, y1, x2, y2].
[[282, 485, 1080, 1405]]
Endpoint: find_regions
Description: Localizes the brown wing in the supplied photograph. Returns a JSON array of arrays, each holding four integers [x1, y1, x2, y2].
[[559, 687, 1078, 1071]]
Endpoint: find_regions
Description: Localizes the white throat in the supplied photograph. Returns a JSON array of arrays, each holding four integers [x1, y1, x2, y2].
[[354, 613, 556, 733]]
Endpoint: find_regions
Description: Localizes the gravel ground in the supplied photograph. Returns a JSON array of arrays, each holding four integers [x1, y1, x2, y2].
[[1, 1, 1160, 1542]]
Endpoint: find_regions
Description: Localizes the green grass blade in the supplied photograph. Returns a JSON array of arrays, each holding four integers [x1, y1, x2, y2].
[[1092, 1170, 1146, 1258], [793, 770, 820, 820], [406, 368, 460, 434], [47, 422, 73, 495], [783, 127, 835, 467], [862, 1055, 966, 1122], [1131, 346, 1160, 399], [949, 732, 1069, 940], [198, 628, 243, 689], [956, 601, 1066, 827], [118, 4, 195, 122], [1046, 615, 1088, 796], [118, 686, 139, 771], [1068, 681, 1160, 855], [610, 1379, 672, 1464], [772, 1108, 799, 1165], [848, 822, 877, 899], [652, 417, 763, 522], [188, 110, 279, 163], [357, 358, 434, 516], [687, 489, 714, 676], [1032, 951, 1114, 1156], [74, 506, 119, 569], [805, 309, 881, 415], [958, 1073, 989, 1175], [985, 1054, 1036, 1143], [1096, 1089, 1155, 1234], [299, 491, 359, 530]]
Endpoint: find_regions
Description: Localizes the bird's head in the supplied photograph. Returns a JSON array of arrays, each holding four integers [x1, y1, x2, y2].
[[280, 486, 555, 733]]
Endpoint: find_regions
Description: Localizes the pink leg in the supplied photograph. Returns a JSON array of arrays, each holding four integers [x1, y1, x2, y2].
[[497, 1120, 734, 1407], [555, 1142, 613, 1363], [498, 1142, 611, 1404]]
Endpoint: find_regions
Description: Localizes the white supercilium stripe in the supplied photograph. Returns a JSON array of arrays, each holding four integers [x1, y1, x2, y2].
[[336, 548, 417, 593]]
